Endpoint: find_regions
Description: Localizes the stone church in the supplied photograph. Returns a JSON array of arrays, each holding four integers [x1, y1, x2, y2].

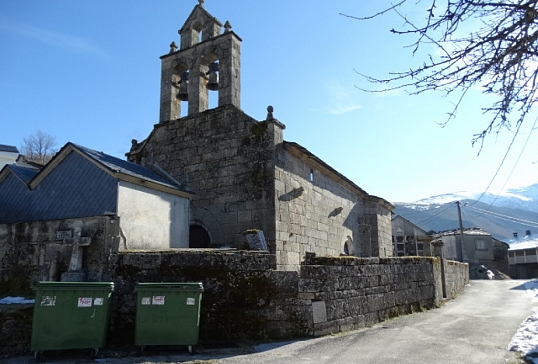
[[127, 2, 394, 270]]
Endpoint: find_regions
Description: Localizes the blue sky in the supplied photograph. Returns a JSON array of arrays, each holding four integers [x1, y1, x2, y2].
[[1, 1, 536, 203]]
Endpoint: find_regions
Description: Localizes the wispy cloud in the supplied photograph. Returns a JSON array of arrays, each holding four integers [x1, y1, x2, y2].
[[326, 81, 362, 115], [328, 103, 362, 115], [1, 21, 108, 58]]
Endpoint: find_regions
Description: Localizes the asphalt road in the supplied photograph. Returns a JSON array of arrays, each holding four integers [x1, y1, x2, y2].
[[216, 280, 536, 364], [4, 280, 535, 364]]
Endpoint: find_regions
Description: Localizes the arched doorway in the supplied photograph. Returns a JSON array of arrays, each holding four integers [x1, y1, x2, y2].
[[189, 225, 210, 248]]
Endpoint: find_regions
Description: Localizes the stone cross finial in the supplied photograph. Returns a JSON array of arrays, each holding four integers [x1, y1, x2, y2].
[[266, 105, 274, 120], [169, 41, 178, 54], [198, 0, 204, 7]]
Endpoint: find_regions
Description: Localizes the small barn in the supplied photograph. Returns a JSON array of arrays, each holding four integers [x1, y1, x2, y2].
[[0, 142, 192, 282]]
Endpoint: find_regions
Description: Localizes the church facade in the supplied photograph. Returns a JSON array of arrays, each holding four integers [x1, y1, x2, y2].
[[127, 2, 393, 270]]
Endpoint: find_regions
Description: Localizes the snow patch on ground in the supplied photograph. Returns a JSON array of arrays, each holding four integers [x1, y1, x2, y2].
[[509, 280, 538, 363], [0, 296, 34, 305]]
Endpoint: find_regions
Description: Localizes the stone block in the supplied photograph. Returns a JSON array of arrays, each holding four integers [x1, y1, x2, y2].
[[297, 292, 316, 300], [314, 320, 339, 337], [312, 301, 327, 324]]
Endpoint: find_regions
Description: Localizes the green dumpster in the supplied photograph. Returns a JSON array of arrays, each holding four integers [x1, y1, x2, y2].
[[30, 281, 114, 360], [134, 282, 203, 354]]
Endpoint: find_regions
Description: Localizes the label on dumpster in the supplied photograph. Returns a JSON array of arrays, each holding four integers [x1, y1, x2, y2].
[[94, 298, 104, 306], [186, 298, 196, 306], [78, 297, 93, 307], [141, 297, 151, 305], [152, 296, 165, 305], [40, 296, 56, 306]]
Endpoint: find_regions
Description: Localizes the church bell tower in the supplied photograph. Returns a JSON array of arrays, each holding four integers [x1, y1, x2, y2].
[[159, 1, 242, 122]]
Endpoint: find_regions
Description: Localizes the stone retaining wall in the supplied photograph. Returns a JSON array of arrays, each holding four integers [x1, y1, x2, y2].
[[0, 251, 469, 355], [298, 255, 449, 336]]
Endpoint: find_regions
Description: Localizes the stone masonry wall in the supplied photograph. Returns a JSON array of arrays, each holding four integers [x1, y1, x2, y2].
[[274, 153, 365, 270], [106, 250, 302, 345], [0, 216, 119, 287], [298, 255, 456, 336], [130, 105, 279, 248], [106, 252, 468, 343], [0, 251, 469, 355], [444, 259, 470, 299], [274, 144, 394, 271]]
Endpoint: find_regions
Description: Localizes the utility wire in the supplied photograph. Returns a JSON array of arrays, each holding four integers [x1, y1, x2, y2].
[[470, 118, 526, 206], [465, 204, 538, 228], [486, 115, 538, 209]]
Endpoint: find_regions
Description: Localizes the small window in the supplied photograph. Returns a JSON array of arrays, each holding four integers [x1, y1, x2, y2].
[[309, 168, 314, 182], [475, 239, 487, 251]]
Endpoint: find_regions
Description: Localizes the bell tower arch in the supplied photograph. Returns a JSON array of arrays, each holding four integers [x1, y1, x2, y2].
[[159, 1, 242, 122]]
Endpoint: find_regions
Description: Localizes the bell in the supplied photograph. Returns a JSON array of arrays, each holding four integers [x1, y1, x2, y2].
[[177, 71, 189, 101], [206, 62, 219, 91]]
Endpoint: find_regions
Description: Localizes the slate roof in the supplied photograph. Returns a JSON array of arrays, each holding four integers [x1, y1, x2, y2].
[[6, 165, 39, 183], [0, 142, 192, 224], [0, 144, 19, 153], [70, 143, 181, 190]]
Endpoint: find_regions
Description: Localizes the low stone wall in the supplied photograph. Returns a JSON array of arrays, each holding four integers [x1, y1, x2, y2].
[[0, 304, 33, 356], [0, 251, 469, 355], [106, 250, 301, 345], [0, 216, 118, 287], [298, 255, 448, 336], [106, 252, 468, 342], [444, 259, 469, 299]]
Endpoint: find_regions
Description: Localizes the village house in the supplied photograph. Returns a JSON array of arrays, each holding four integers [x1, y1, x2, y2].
[[0, 145, 19, 170], [434, 228, 509, 278], [0, 142, 192, 282], [391, 215, 428, 256], [507, 230, 538, 278], [126, 3, 394, 270]]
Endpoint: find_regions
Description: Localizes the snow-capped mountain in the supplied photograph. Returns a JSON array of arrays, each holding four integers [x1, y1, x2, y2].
[[407, 184, 538, 212], [393, 183, 538, 241]]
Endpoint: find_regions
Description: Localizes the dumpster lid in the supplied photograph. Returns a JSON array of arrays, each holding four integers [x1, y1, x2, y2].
[[134, 282, 203, 292], [33, 282, 115, 291]]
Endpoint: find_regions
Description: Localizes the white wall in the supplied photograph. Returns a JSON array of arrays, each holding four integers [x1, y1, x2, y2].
[[117, 181, 190, 250], [0, 151, 18, 170]]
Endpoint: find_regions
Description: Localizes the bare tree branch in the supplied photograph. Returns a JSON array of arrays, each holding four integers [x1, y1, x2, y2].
[[343, 0, 538, 153], [21, 130, 57, 164]]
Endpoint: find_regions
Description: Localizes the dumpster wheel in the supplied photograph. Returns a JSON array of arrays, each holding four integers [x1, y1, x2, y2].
[[33, 350, 42, 362], [188, 345, 195, 355], [90, 348, 99, 359]]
